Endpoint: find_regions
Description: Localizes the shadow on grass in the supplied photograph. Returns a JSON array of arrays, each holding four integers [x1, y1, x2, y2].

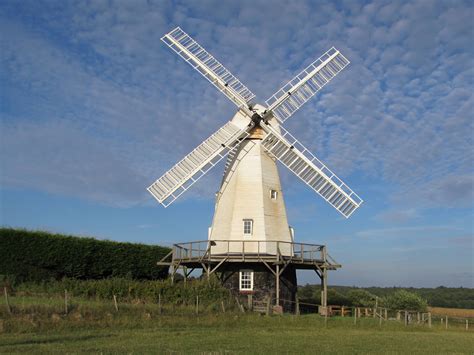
[[0, 333, 113, 347]]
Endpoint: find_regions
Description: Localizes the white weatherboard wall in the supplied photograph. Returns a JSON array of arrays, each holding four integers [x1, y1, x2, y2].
[[209, 121, 292, 256]]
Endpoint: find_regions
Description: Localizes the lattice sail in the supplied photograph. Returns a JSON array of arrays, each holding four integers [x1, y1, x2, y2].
[[265, 47, 349, 123], [162, 27, 255, 108], [148, 121, 250, 207], [261, 125, 362, 218]]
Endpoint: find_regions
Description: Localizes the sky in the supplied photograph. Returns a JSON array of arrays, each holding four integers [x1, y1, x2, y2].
[[1, 0, 473, 287]]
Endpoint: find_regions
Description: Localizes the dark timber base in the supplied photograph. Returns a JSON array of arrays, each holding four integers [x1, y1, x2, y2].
[[220, 263, 297, 313]]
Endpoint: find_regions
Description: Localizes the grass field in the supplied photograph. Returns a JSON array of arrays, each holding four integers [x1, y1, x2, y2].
[[1, 296, 473, 354]]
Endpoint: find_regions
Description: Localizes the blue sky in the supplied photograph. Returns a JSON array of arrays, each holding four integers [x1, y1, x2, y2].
[[1, 0, 473, 287]]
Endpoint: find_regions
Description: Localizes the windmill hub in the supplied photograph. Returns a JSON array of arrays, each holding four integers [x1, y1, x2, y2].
[[149, 27, 364, 313]]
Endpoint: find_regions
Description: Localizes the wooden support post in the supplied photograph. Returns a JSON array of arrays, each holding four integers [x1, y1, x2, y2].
[[322, 248, 328, 311], [428, 312, 432, 328], [384, 308, 388, 320], [446, 315, 448, 330], [379, 313, 382, 327], [195, 295, 199, 315], [417, 312, 420, 324], [64, 289, 69, 315], [466, 319, 469, 331], [397, 311, 400, 321], [113, 294, 118, 312], [353, 307, 356, 324], [247, 294, 253, 311], [4, 287, 11, 314], [341, 306, 345, 317], [295, 295, 300, 316], [404, 311, 408, 326], [275, 264, 280, 306], [183, 266, 187, 286]]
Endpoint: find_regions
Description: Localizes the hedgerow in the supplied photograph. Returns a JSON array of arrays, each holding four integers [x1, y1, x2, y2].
[[0, 228, 170, 282], [12, 276, 230, 304]]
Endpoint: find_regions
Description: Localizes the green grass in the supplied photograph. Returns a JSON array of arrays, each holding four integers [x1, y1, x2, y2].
[[1, 295, 472, 354]]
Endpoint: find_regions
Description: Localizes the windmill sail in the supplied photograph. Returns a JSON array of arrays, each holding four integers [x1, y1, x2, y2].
[[265, 47, 349, 123], [148, 121, 251, 207], [261, 125, 362, 218], [162, 27, 255, 108]]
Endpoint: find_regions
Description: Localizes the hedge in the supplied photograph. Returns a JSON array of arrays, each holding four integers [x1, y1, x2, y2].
[[0, 228, 171, 282], [13, 276, 230, 305]]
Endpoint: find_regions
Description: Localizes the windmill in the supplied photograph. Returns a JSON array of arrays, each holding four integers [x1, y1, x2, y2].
[[151, 27, 363, 313]]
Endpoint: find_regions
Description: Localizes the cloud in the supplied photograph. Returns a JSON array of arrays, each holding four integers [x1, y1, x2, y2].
[[375, 208, 419, 223], [0, 0, 473, 215], [356, 225, 462, 239]]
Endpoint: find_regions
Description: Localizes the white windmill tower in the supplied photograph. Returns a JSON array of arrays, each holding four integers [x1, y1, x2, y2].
[[151, 27, 363, 313]]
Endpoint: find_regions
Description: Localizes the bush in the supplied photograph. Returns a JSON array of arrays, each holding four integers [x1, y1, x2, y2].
[[383, 290, 428, 312], [0, 228, 170, 283], [347, 289, 377, 307], [14, 276, 231, 304]]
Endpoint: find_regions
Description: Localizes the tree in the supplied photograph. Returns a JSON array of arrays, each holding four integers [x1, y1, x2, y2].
[[384, 290, 428, 311]]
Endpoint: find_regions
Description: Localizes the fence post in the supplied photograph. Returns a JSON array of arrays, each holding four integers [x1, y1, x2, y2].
[[113, 294, 119, 312], [353, 307, 356, 324], [64, 289, 69, 315], [221, 300, 226, 313], [4, 287, 11, 314], [428, 312, 432, 328], [446, 315, 448, 330], [266, 296, 272, 316], [195, 296, 199, 315], [397, 311, 400, 321], [417, 312, 420, 324], [404, 311, 408, 326], [341, 306, 344, 317], [384, 308, 387, 320], [466, 319, 469, 331], [158, 294, 162, 315]]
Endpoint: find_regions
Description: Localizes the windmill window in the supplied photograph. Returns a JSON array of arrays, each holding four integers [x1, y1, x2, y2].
[[270, 189, 278, 200], [239, 270, 254, 291], [243, 219, 253, 235]]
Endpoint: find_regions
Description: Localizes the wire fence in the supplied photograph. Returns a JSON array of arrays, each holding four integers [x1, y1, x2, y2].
[[2, 287, 472, 332]]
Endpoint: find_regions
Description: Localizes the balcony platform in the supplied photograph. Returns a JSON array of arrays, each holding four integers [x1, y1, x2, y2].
[[158, 240, 340, 270]]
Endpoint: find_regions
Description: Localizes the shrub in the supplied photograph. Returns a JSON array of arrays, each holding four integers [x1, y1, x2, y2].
[[14, 276, 231, 304], [383, 290, 428, 311], [347, 289, 377, 307], [0, 228, 170, 283]]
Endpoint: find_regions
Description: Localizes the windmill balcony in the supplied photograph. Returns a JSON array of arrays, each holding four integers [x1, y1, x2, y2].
[[158, 240, 341, 271]]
